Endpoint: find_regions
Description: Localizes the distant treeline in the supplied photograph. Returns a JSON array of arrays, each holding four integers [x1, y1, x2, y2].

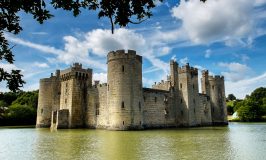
[[227, 87, 266, 122], [0, 90, 38, 126]]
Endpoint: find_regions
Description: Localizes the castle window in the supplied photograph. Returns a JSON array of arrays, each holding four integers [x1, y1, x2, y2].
[[76, 72, 78, 78], [181, 110, 183, 116], [121, 101, 125, 109], [193, 84, 195, 89], [122, 65, 125, 72], [65, 99, 67, 104], [96, 104, 99, 116], [139, 102, 141, 111], [180, 99, 183, 104], [41, 109, 43, 114], [194, 108, 196, 113], [123, 121, 124, 125], [108, 84, 109, 91], [155, 97, 157, 103], [212, 85, 214, 90], [143, 96, 146, 102], [66, 83, 68, 87], [193, 99, 195, 104], [180, 83, 182, 89]]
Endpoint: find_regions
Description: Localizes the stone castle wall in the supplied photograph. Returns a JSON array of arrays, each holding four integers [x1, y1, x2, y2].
[[198, 94, 212, 125], [36, 49, 228, 130], [143, 89, 170, 128], [178, 64, 198, 126], [36, 71, 60, 128], [59, 63, 92, 128], [86, 84, 108, 128], [107, 50, 143, 130], [208, 76, 227, 124]]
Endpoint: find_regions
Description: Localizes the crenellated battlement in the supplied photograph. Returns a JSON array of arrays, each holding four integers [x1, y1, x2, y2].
[[170, 60, 178, 65], [107, 49, 142, 63], [202, 70, 209, 77], [93, 83, 107, 88], [152, 80, 171, 91], [59, 63, 92, 81], [208, 75, 224, 81], [178, 63, 198, 75]]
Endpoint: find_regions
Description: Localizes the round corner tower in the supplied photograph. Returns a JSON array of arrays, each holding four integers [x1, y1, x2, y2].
[[107, 49, 143, 130], [208, 75, 227, 124], [36, 70, 61, 128]]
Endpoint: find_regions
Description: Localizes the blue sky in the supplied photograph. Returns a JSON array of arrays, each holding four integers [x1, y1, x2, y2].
[[1, 0, 266, 99]]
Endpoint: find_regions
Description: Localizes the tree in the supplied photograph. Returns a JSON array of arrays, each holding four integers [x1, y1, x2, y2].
[[227, 94, 236, 101], [236, 87, 266, 121], [0, 90, 38, 125], [6, 104, 36, 125], [0, 100, 7, 119], [0, 91, 20, 105], [226, 101, 235, 115], [11, 90, 38, 108]]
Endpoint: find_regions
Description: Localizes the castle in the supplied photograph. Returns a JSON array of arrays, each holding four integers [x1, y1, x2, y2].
[[36, 50, 228, 130]]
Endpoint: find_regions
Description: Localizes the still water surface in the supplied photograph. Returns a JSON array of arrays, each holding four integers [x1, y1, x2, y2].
[[0, 123, 266, 160]]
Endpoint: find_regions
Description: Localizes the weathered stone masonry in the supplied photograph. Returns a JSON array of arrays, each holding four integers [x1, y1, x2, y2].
[[36, 49, 228, 130]]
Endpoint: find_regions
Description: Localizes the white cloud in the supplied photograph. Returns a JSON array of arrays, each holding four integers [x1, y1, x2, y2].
[[255, 0, 266, 6], [8, 28, 170, 74], [31, 32, 48, 35], [33, 62, 49, 68], [161, 46, 171, 56], [0, 63, 20, 72], [83, 29, 146, 57], [143, 77, 156, 88], [171, 0, 264, 45], [218, 62, 252, 82], [93, 73, 107, 84], [7, 34, 64, 55], [7, 34, 106, 71], [143, 66, 161, 74], [22, 82, 40, 91], [225, 72, 266, 99], [234, 54, 250, 62], [171, 55, 177, 61], [194, 65, 205, 71], [205, 49, 212, 58], [179, 57, 189, 65]]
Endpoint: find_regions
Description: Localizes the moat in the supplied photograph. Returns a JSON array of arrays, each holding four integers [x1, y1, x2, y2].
[[0, 123, 266, 160]]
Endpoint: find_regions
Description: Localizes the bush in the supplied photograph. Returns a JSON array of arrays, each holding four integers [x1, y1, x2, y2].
[[5, 104, 36, 125], [237, 88, 266, 122]]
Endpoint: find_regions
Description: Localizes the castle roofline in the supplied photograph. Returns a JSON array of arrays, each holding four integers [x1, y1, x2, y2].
[[208, 75, 224, 80], [60, 63, 92, 75], [143, 88, 169, 94], [107, 49, 142, 63]]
